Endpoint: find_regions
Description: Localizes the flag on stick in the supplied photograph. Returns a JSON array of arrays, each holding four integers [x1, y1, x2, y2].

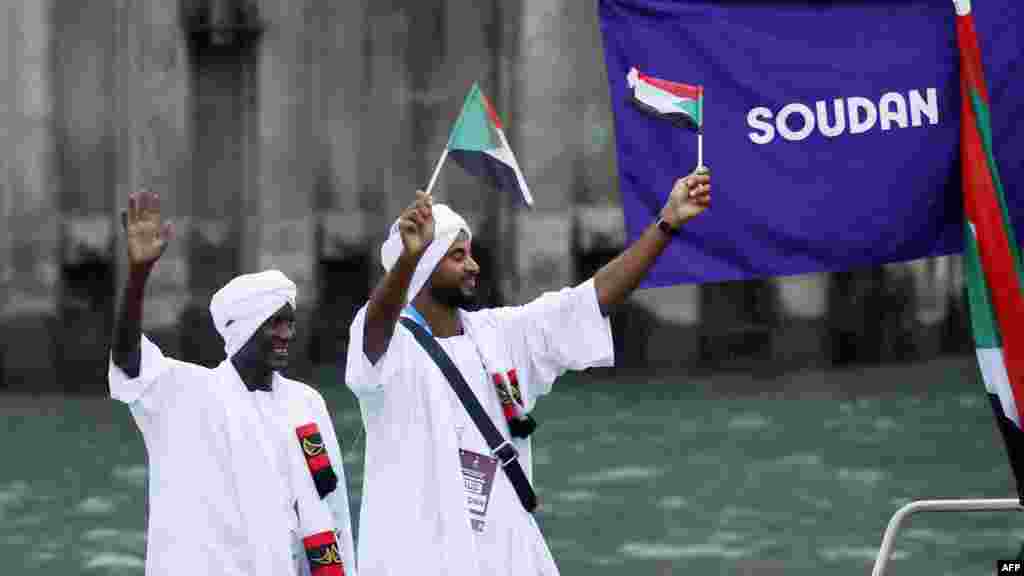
[[626, 67, 703, 132], [427, 83, 533, 207], [955, 0, 1024, 503], [627, 66, 706, 170]]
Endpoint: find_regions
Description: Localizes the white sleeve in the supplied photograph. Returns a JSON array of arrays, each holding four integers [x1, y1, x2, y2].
[[344, 305, 405, 397], [313, 395, 358, 576], [108, 334, 178, 414], [494, 278, 614, 402]]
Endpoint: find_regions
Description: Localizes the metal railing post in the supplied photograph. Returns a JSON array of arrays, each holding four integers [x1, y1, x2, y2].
[[872, 498, 1022, 576]]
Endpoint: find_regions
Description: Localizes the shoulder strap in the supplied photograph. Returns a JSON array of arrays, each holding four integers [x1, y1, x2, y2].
[[399, 317, 538, 513]]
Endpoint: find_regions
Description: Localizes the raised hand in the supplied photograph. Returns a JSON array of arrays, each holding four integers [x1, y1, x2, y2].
[[398, 190, 435, 258], [662, 167, 712, 229], [122, 189, 173, 270]]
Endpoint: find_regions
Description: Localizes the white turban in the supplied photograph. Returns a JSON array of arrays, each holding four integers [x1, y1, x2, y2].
[[380, 203, 471, 305], [209, 270, 297, 357]]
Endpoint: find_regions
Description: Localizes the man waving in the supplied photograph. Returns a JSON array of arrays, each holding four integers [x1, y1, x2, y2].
[[109, 189, 356, 576]]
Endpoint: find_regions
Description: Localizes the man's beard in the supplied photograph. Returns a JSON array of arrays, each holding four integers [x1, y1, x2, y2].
[[429, 281, 477, 310]]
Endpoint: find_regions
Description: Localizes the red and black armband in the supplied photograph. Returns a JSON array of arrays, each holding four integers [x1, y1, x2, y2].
[[302, 530, 345, 576], [295, 423, 338, 499]]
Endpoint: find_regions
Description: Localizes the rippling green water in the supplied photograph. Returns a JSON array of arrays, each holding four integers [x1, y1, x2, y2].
[[2, 355, 1020, 575]]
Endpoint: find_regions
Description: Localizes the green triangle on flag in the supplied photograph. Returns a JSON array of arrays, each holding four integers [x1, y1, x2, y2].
[[674, 98, 702, 126], [447, 83, 498, 152]]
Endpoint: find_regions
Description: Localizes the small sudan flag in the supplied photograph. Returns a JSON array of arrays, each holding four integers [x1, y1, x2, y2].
[[627, 66, 703, 132], [446, 83, 533, 207], [956, 0, 1024, 504]]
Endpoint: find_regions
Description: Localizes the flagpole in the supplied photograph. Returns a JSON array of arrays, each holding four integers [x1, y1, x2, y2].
[[696, 130, 708, 174], [697, 132, 703, 171], [424, 148, 449, 197]]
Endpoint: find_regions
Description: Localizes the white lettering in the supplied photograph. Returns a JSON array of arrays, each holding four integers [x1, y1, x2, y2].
[[777, 103, 816, 141], [746, 88, 939, 144], [847, 97, 877, 134], [747, 107, 775, 144], [909, 88, 939, 126], [878, 92, 909, 130], [815, 99, 846, 138]]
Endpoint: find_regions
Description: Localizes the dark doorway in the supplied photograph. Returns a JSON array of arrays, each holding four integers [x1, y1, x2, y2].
[[180, 18, 260, 367]]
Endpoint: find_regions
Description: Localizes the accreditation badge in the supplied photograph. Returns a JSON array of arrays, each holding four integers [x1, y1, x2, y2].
[[459, 449, 498, 533]]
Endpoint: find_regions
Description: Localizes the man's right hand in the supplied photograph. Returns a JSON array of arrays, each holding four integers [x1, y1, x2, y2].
[[122, 189, 173, 270], [398, 190, 435, 258], [362, 190, 435, 365], [113, 188, 173, 377]]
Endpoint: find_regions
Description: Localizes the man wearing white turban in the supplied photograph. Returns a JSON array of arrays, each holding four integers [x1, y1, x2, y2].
[[109, 189, 356, 576], [346, 171, 711, 575]]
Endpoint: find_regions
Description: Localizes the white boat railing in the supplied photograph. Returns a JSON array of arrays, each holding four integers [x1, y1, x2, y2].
[[872, 498, 1022, 576]]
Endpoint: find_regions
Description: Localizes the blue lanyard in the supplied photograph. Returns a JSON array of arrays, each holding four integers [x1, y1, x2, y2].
[[401, 305, 432, 336]]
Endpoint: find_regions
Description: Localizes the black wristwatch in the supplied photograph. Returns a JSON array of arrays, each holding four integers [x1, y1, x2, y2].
[[656, 217, 679, 237]]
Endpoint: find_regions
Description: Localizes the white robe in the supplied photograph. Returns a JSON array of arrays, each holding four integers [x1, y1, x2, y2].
[[345, 278, 614, 576], [109, 336, 357, 576]]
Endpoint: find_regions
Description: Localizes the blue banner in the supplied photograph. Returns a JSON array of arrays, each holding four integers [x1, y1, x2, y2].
[[600, 0, 1023, 286]]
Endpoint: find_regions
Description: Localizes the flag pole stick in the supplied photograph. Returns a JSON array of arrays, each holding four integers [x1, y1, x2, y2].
[[424, 148, 449, 197], [697, 132, 703, 171]]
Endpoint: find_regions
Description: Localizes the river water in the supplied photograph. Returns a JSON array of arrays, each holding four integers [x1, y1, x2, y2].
[[1, 354, 1019, 575]]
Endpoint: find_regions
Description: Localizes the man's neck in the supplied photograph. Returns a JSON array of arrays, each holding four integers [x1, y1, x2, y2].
[[231, 355, 274, 390], [410, 295, 461, 338]]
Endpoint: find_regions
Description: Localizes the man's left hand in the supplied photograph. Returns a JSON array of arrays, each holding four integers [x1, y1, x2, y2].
[[661, 168, 711, 229]]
